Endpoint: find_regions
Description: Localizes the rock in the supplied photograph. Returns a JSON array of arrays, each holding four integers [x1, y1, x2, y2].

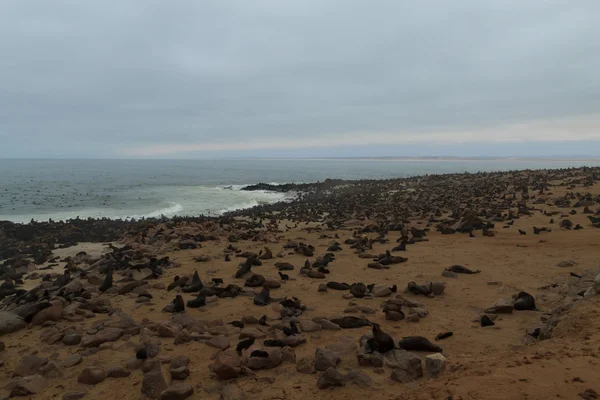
[[594, 274, 600, 293], [345, 370, 372, 388], [297, 357, 315, 374], [170, 366, 190, 380], [10, 375, 47, 397], [357, 352, 384, 367], [159, 383, 194, 400], [388, 350, 423, 383], [281, 346, 296, 363], [62, 333, 82, 346], [170, 355, 191, 369], [174, 329, 194, 345], [430, 282, 446, 295], [142, 367, 170, 398], [0, 312, 26, 334], [283, 334, 307, 347], [81, 328, 123, 347], [239, 327, 266, 340], [146, 342, 161, 358], [211, 350, 242, 380], [485, 298, 514, 314], [425, 353, 446, 377], [315, 319, 341, 330], [557, 260, 577, 268], [62, 391, 87, 400], [0, 340, 4, 352], [61, 354, 82, 368], [386, 310, 405, 321], [207, 335, 230, 350], [318, 283, 328, 292], [221, 384, 245, 400], [372, 285, 391, 297], [406, 313, 420, 322], [158, 323, 178, 338], [263, 279, 281, 289], [301, 320, 322, 332], [317, 367, 346, 389], [314, 348, 341, 371], [14, 355, 48, 377], [78, 366, 107, 385], [40, 328, 63, 344], [241, 316, 258, 324], [247, 348, 282, 370], [31, 302, 63, 326], [411, 307, 429, 318], [442, 270, 458, 278], [107, 366, 131, 378], [38, 361, 63, 379], [142, 359, 162, 373]]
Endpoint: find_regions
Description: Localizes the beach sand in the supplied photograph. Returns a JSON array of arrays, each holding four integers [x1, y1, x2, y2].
[[1, 171, 600, 400]]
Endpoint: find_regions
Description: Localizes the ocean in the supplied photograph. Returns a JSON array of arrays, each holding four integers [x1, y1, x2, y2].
[[1, 158, 599, 223]]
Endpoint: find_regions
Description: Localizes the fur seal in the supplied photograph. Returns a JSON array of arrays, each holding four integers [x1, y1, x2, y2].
[[211, 278, 224, 285], [259, 315, 269, 326], [182, 271, 203, 293], [283, 321, 299, 336], [245, 274, 265, 287], [250, 350, 270, 358], [446, 265, 481, 274], [398, 336, 442, 352], [236, 337, 255, 355], [168, 275, 188, 291], [350, 283, 367, 298], [330, 316, 371, 329], [513, 291, 536, 310], [235, 257, 253, 278], [264, 339, 286, 347], [369, 323, 395, 353], [253, 287, 271, 306], [392, 241, 406, 252], [99, 267, 113, 292], [435, 332, 453, 341], [136, 348, 148, 360], [327, 282, 350, 290], [173, 295, 185, 313], [187, 295, 206, 308], [278, 272, 289, 281], [275, 262, 295, 271], [230, 321, 244, 328]]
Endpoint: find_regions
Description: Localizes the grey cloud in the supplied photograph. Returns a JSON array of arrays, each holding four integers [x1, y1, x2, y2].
[[0, 0, 599, 157]]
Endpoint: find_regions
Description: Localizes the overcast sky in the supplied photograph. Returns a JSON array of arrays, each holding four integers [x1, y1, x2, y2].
[[1, 1, 599, 158]]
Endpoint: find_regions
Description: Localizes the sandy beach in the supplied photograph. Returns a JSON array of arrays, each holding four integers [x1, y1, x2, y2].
[[1, 167, 600, 400]]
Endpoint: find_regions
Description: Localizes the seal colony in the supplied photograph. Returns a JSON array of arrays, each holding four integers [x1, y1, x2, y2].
[[1, 167, 600, 399]]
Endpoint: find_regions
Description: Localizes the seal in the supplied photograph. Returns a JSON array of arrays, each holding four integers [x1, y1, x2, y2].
[[350, 282, 367, 298], [481, 315, 495, 327], [264, 339, 286, 347], [258, 315, 269, 326], [230, 320, 244, 328], [235, 257, 253, 278], [245, 274, 265, 288], [398, 336, 442, 352], [283, 321, 299, 336], [513, 291, 536, 310], [275, 262, 295, 271], [278, 272, 289, 281], [253, 287, 271, 306], [435, 331, 453, 341], [136, 348, 148, 360], [445, 265, 481, 274], [186, 295, 206, 308], [173, 295, 185, 313], [168, 275, 188, 291], [182, 271, 203, 293], [327, 282, 350, 290], [369, 323, 395, 353], [250, 350, 269, 358], [236, 337, 255, 355], [99, 267, 113, 292], [330, 316, 371, 329]]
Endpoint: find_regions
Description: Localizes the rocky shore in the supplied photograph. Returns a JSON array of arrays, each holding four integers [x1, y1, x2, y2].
[[1, 166, 600, 400]]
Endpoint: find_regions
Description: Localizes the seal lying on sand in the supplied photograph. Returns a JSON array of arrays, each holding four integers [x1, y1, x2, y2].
[[398, 336, 442, 352], [445, 265, 481, 274]]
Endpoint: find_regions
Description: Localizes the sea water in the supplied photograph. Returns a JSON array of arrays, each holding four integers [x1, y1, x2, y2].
[[1, 158, 599, 223]]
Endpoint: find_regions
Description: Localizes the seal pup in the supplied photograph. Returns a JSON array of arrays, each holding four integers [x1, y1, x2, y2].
[[264, 339, 286, 347], [168, 275, 188, 291], [518, 229, 527, 235], [236, 337, 255, 355], [278, 272, 289, 281], [230, 321, 244, 328], [283, 321, 299, 336]]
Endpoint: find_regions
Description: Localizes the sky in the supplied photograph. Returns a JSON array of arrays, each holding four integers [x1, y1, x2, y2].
[[0, 1, 599, 159]]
